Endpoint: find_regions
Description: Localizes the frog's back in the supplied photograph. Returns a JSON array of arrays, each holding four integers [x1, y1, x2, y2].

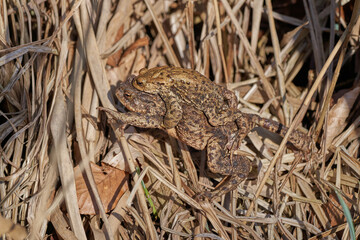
[[138, 66, 229, 110], [165, 67, 224, 108], [169, 67, 213, 86]]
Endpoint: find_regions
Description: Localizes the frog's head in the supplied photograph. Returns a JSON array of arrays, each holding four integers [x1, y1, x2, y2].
[[117, 75, 166, 116], [132, 67, 153, 92], [132, 66, 172, 93]]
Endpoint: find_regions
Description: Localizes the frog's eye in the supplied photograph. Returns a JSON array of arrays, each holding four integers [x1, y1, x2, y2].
[[136, 79, 146, 86], [124, 91, 132, 99]]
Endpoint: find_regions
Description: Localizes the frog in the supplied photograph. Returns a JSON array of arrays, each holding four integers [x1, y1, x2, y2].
[[131, 66, 243, 129], [100, 75, 314, 200], [101, 75, 253, 199]]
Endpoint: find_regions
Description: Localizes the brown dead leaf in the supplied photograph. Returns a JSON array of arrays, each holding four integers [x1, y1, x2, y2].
[[107, 25, 124, 67], [106, 51, 146, 86], [75, 162, 128, 215], [107, 37, 148, 84], [322, 191, 352, 227], [326, 87, 360, 149], [102, 139, 144, 172], [120, 37, 149, 61]]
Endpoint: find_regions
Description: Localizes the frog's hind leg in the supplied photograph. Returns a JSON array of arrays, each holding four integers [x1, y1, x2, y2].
[[245, 113, 313, 154], [159, 91, 183, 129], [202, 175, 248, 199], [205, 107, 244, 127], [203, 136, 251, 199]]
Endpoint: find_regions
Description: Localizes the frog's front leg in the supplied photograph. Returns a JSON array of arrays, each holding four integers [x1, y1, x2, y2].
[[99, 107, 163, 128], [203, 134, 251, 199], [158, 91, 183, 129], [222, 88, 238, 109]]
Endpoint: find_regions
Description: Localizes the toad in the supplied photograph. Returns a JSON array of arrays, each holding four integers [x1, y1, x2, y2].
[[101, 76, 313, 199], [131, 66, 242, 129], [102, 76, 252, 199]]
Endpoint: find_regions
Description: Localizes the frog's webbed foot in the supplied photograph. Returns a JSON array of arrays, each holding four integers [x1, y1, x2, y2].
[[98, 107, 127, 134], [196, 175, 248, 201], [99, 107, 123, 123], [205, 137, 251, 199]]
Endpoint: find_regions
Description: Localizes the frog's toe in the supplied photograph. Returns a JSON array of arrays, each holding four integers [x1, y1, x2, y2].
[[99, 107, 117, 119], [162, 118, 179, 129], [194, 191, 213, 202]]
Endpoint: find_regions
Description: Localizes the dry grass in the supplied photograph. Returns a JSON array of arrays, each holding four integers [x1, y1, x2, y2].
[[1, 0, 360, 239]]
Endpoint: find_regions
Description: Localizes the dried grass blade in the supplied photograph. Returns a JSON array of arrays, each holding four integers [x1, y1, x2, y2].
[[126, 166, 149, 206], [302, 0, 325, 73], [0, 45, 55, 66], [308, 222, 353, 240], [148, 167, 201, 209], [279, 217, 321, 234], [177, 141, 199, 190], [118, 136, 158, 239], [246, 0, 360, 216], [50, 207, 78, 240], [297, 178, 328, 229], [78, 2, 113, 109], [143, 0, 181, 67], [220, 0, 284, 123], [203, 0, 245, 41], [0, 112, 26, 142], [339, 147, 360, 176], [265, 0, 285, 100], [250, 0, 264, 51], [102, 1, 164, 58], [200, 200, 230, 240], [74, 5, 113, 235], [213, 0, 228, 83], [50, 89, 86, 239], [186, 0, 195, 68]]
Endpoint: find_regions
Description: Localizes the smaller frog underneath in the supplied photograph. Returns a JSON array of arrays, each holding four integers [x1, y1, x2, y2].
[[132, 66, 242, 129]]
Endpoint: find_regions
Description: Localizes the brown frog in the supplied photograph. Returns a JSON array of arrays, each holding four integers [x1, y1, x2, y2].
[[101, 76, 313, 199], [131, 66, 243, 129], [102, 76, 252, 199]]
